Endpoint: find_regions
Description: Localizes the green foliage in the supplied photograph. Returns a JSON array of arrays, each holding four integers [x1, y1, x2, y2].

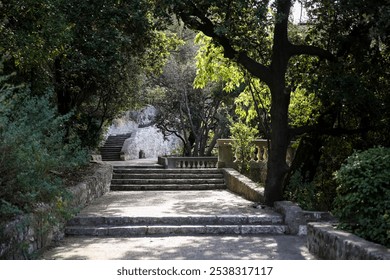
[[289, 87, 321, 128], [1, 0, 178, 148], [194, 33, 244, 92], [148, 28, 231, 156], [285, 136, 354, 211], [333, 147, 390, 247], [284, 171, 318, 211], [0, 77, 88, 222], [229, 120, 258, 174]]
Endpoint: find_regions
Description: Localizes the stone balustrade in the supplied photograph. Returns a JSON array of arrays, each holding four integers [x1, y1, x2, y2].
[[158, 156, 218, 169], [217, 139, 295, 168]]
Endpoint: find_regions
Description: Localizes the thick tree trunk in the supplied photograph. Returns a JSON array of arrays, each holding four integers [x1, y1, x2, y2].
[[263, 0, 292, 206], [265, 83, 290, 206]]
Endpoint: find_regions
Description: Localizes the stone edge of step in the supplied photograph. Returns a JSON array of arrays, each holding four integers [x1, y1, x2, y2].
[[65, 224, 288, 236]]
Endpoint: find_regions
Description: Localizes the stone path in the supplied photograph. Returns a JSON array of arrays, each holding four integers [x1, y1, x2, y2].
[[42, 235, 313, 260], [40, 159, 315, 260]]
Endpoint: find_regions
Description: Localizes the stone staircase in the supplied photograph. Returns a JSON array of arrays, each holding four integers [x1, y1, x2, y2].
[[110, 166, 227, 191], [65, 163, 288, 237], [100, 133, 131, 161]]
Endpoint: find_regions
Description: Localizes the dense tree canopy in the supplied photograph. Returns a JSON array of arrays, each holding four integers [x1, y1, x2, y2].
[[153, 0, 390, 206], [1, 0, 177, 147]]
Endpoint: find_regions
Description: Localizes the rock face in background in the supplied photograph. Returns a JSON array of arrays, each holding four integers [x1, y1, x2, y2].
[[106, 105, 182, 160]]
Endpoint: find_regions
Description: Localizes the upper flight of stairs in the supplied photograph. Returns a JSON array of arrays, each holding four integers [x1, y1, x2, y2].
[[100, 133, 131, 161], [110, 166, 227, 191]]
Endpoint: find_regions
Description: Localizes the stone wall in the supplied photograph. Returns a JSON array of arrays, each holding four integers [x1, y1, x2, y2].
[[121, 127, 181, 160], [222, 168, 265, 203], [106, 105, 182, 159], [307, 222, 390, 260], [68, 163, 112, 208], [0, 163, 112, 259]]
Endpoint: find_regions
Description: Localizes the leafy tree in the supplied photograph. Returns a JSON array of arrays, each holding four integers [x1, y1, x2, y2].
[[154, 0, 337, 205], [147, 28, 231, 156], [154, 0, 390, 206], [53, 0, 178, 147], [285, 0, 390, 209], [1, 0, 178, 148]]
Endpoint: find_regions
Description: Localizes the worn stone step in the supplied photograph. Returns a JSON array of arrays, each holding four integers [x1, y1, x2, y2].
[[112, 173, 224, 180], [101, 153, 121, 157], [113, 168, 221, 173], [110, 184, 227, 191], [68, 214, 284, 227], [65, 224, 287, 237], [111, 178, 225, 185]]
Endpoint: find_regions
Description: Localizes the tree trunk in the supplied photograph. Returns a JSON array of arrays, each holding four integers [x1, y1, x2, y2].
[[265, 83, 290, 206], [263, 0, 292, 206]]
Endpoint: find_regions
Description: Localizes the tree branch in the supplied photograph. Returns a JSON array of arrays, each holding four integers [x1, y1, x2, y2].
[[289, 125, 371, 138], [179, 1, 272, 85], [289, 44, 336, 61]]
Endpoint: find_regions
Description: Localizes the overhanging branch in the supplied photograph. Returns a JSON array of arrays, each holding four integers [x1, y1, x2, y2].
[[289, 44, 336, 62], [179, 1, 272, 85]]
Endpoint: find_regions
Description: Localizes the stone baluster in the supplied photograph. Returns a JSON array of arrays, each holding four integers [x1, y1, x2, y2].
[[217, 138, 293, 168]]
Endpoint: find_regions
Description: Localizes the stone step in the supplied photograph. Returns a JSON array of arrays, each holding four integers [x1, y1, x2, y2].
[[100, 146, 123, 150], [112, 173, 224, 180], [111, 178, 225, 185], [68, 215, 284, 227], [113, 166, 166, 170], [65, 225, 287, 237], [113, 168, 221, 173], [110, 184, 227, 191], [101, 153, 122, 157]]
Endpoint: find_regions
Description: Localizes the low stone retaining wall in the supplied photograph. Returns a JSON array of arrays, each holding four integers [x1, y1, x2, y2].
[[222, 168, 265, 203], [307, 222, 390, 260], [68, 163, 112, 208], [0, 163, 112, 259]]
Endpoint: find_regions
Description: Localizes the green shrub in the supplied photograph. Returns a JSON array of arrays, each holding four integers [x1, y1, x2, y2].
[[0, 77, 88, 222], [333, 147, 390, 247], [229, 120, 258, 174]]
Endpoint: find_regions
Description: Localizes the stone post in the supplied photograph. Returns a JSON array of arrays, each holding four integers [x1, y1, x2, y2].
[[217, 139, 235, 168]]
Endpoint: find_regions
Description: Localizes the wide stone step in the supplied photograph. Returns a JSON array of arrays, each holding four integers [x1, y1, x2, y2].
[[113, 168, 221, 174], [101, 153, 121, 157], [102, 151, 121, 154], [110, 184, 227, 191], [65, 224, 287, 237], [111, 178, 225, 185], [112, 173, 224, 180], [68, 214, 284, 227]]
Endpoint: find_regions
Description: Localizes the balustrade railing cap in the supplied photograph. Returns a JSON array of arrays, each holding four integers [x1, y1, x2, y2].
[[217, 139, 269, 144]]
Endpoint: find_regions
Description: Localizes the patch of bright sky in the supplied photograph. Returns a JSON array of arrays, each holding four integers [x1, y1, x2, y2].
[[291, 1, 308, 24]]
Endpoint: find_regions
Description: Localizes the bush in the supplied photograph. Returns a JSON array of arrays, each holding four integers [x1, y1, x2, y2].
[[0, 79, 88, 222], [333, 147, 390, 247], [229, 121, 258, 174]]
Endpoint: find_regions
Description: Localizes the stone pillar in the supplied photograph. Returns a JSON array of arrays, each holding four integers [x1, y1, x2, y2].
[[217, 139, 235, 168]]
